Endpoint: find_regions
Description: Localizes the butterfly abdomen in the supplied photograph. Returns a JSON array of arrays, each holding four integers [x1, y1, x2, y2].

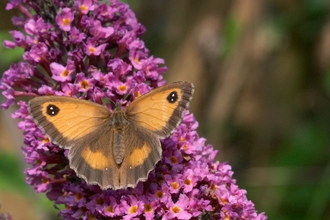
[[111, 107, 129, 165], [113, 130, 125, 165]]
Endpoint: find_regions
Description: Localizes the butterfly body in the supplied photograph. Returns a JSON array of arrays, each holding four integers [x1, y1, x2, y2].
[[108, 107, 129, 164], [28, 81, 194, 189]]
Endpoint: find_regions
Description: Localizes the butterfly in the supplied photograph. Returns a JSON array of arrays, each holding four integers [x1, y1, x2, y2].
[[28, 81, 194, 190]]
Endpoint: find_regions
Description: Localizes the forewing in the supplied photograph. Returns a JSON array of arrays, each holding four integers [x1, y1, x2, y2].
[[126, 81, 194, 138], [28, 96, 111, 148]]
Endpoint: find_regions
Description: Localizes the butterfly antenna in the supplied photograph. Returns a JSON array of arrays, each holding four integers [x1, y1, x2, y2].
[[123, 89, 131, 101], [110, 88, 132, 109], [106, 98, 117, 110]]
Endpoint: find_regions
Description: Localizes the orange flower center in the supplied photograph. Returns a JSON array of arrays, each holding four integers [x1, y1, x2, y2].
[[220, 197, 228, 205], [155, 190, 163, 198], [170, 156, 177, 164], [171, 182, 179, 190], [134, 90, 141, 97], [171, 205, 181, 214], [36, 159, 42, 166], [96, 197, 104, 205], [61, 69, 70, 77], [118, 84, 127, 92], [129, 205, 138, 214], [106, 206, 114, 213], [41, 177, 48, 184], [210, 183, 218, 198], [144, 203, 153, 213], [42, 137, 49, 144], [75, 192, 82, 201], [80, 80, 90, 89], [80, 5, 87, 12], [134, 57, 140, 64], [211, 183, 217, 190], [62, 18, 71, 26], [88, 214, 95, 220], [89, 47, 96, 53], [184, 178, 192, 185]]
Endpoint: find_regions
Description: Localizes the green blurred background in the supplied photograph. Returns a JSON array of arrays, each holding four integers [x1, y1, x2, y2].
[[1, 0, 330, 219]]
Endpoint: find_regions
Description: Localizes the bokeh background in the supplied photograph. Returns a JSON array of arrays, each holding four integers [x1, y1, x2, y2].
[[1, 0, 330, 219]]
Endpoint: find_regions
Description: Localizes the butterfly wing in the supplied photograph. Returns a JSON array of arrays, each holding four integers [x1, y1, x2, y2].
[[28, 96, 111, 148], [29, 96, 121, 188], [126, 81, 194, 138], [118, 124, 162, 189], [68, 127, 120, 189]]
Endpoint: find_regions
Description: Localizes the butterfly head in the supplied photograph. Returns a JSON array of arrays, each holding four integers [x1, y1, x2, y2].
[[111, 106, 129, 130]]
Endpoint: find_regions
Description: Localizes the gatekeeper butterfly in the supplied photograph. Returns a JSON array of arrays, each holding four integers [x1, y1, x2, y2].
[[28, 81, 194, 190]]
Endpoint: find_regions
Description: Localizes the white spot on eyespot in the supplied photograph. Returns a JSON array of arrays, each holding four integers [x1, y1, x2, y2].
[[130, 166, 132, 169], [105, 167, 108, 171]]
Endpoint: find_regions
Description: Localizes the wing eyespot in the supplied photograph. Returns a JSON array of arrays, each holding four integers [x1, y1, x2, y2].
[[166, 91, 178, 103], [46, 104, 60, 116]]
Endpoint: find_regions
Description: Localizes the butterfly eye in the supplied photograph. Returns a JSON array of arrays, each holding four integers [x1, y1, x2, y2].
[[167, 91, 178, 103], [46, 104, 60, 116]]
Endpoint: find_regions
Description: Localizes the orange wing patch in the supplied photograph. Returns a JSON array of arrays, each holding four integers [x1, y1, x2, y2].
[[128, 142, 152, 168], [81, 147, 112, 171]]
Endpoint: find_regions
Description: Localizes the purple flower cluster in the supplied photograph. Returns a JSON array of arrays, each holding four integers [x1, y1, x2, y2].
[[1, 0, 267, 219]]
